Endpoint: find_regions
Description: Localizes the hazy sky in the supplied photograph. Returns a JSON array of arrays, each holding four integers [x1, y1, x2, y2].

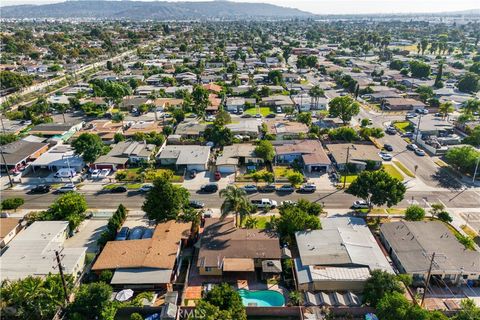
[[1, 0, 479, 14]]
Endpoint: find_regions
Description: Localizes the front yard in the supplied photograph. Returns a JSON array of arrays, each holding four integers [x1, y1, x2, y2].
[[244, 106, 271, 117], [115, 167, 183, 183], [392, 121, 413, 133]]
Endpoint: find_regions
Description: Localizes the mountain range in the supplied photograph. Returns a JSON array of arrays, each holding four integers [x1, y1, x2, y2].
[[1, 0, 315, 20]]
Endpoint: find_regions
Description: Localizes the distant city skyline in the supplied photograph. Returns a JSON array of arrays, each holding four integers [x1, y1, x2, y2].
[[1, 0, 479, 15]]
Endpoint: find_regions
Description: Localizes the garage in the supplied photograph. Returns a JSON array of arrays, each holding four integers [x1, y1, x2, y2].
[[216, 164, 236, 174]]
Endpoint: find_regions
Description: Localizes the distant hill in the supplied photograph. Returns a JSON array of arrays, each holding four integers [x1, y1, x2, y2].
[[1, 0, 315, 20]]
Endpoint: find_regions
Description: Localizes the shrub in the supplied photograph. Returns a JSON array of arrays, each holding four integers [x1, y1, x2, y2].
[[130, 313, 143, 320], [437, 211, 453, 223], [405, 205, 425, 221], [1, 197, 25, 210], [99, 270, 113, 283]]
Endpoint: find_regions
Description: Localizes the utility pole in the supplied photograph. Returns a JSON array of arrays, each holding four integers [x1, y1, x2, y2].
[[421, 252, 435, 307], [343, 146, 350, 189], [472, 157, 480, 185], [55, 250, 69, 304], [0, 146, 13, 188], [415, 113, 423, 143]]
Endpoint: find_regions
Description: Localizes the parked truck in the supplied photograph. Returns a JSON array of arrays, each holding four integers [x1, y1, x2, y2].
[[251, 198, 277, 209]]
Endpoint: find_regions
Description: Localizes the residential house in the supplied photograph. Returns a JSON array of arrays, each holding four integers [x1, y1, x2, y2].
[[293, 94, 329, 111], [92, 221, 191, 289], [0, 119, 31, 135], [0, 221, 86, 281], [196, 218, 282, 277], [226, 119, 261, 138], [158, 145, 211, 171], [326, 143, 381, 171], [381, 97, 426, 111], [29, 121, 84, 142], [225, 97, 256, 113], [124, 121, 163, 138], [274, 140, 331, 173], [0, 218, 22, 249], [152, 98, 184, 111], [174, 121, 207, 140], [77, 120, 123, 143], [295, 217, 393, 291], [30, 144, 84, 172], [380, 221, 480, 286], [119, 96, 151, 111], [0, 139, 49, 172], [216, 144, 263, 174], [206, 94, 222, 113], [261, 95, 294, 112], [93, 141, 156, 171], [265, 119, 309, 140]]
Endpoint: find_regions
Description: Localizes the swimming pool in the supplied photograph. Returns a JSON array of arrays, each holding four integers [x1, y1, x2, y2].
[[237, 289, 285, 307]]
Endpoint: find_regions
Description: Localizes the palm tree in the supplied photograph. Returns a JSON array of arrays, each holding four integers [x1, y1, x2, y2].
[[244, 216, 258, 229], [309, 85, 324, 109], [438, 101, 454, 120], [219, 185, 251, 227], [463, 99, 480, 116]]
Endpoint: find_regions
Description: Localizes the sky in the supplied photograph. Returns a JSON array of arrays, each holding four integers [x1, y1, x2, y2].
[[1, 0, 479, 14]]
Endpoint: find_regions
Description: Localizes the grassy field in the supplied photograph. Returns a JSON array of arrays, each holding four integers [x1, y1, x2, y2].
[[393, 160, 415, 178], [245, 107, 271, 117], [383, 164, 404, 181]]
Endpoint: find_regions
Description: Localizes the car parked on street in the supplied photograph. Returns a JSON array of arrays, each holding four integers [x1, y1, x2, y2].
[[139, 184, 153, 192], [352, 200, 369, 209], [414, 148, 426, 156], [258, 184, 276, 193], [189, 200, 205, 209], [110, 186, 127, 193], [379, 152, 393, 161], [299, 183, 316, 193], [383, 144, 393, 152], [29, 184, 51, 194], [251, 198, 277, 209], [115, 227, 130, 241], [57, 183, 77, 193], [200, 183, 218, 193], [243, 185, 258, 193], [276, 184, 295, 193], [407, 143, 419, 151]]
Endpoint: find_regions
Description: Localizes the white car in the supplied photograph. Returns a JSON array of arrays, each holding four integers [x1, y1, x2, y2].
[[379, 152, 393, 161], [90, 169, 100, 179], [57, 183, 77, 193], [352, 200, 369, 209], [99, 169, 111, 178], [139, 184, 153, 192], [300, 183, 316, 192], [415, 149, 426, 156]]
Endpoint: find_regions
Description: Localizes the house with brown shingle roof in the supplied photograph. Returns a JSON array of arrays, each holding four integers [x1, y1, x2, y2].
[[92, 221, 191, 289], [265, 120, 309, 140], [274, 140, 331, 173], [196, 218, 281, 277]]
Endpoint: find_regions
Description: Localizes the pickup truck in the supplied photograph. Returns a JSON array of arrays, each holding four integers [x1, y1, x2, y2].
[[251, 198, 277, 209]]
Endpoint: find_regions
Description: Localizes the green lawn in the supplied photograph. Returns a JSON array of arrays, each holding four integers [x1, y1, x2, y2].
[[245, 107, 271, 117], [116, 168, 183, 183], [241, 216, 270, 229], [392, 121, 413, 133], [383, 164, 404, 181], [103, 183, 143, 190], [339, 174, 358, 183], [393, 161, 415, 178]]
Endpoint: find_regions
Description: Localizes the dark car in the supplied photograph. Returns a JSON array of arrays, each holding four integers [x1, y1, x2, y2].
[[266, 113, 276, 118], [259, 184, 276, 193], [190, 170, 197, 179], [30, 184, 51, 194], [384, 144, 393, 152], [385, 127, 396, 135], [241, 114, 252, 118], [276, 184, 295, 193], [200, 183, 218, 193], [110, 186, 127, 193], [189, 200, 205, 209]]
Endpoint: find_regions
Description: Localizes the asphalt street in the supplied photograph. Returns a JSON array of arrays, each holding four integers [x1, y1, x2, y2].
[[2, 188, 479, 210]]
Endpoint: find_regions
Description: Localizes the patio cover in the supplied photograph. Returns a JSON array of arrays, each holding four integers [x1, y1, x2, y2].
[[110, 268, 172, 285], [223, 258, 255, 272]]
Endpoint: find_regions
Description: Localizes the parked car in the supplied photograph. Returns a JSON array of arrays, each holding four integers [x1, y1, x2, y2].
[[57, 183, 76, 193], [200, 183, 218, 193], [187, 113, 197, 118], [190, 169, 197, 179], [405, 113, 417, 119], [29, 184, 51, 194], [383, 144, 393, 152], [189, 200, 205, 209], [243, 185, 258, 193], [415, 148, 426, 156], [90, 169, 100, 179], [54, 168, 76, 178], [276, 107, 282, 113], [379, 152, 393, 161], [259, 184, 276, 193], [266, 113, 276, 118], [139, 183, 153, 192], [401, 132, 414, 138], [254, 113, 262, 118], [299, 183, 316, 193], [251, 198, 277, 209], [242, 114, 252, 118], [281, 200, 296, 206], [214, 171, 222, 180], [407, 143, 418, 151], [276, 184, 295, 193], [415, 108, 428, 115], [115, 227, 130, 241], [352, 200, 369, 209], [385, 127, 396, 135], [99, 169, 111, 178], [110, 186, 127, 193]]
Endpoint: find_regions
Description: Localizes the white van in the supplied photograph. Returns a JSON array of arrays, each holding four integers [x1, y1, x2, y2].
[[54, 168, 76, 178]]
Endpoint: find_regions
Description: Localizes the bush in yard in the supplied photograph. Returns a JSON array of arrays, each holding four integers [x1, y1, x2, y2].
[[97, 204, 128, 247], [1, 197, 24, 210], [130, 313, 143, 320], [99, 270, 113, 283], [287, 171, 304, 186], [404, 205, 425, 221]]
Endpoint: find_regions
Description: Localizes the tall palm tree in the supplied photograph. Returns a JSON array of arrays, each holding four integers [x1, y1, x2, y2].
[[219, 185, 251, 227], [438, 101, 454, 120]]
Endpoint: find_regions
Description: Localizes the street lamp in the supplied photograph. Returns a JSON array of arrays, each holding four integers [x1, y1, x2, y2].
[[473, 157, 480, 185]]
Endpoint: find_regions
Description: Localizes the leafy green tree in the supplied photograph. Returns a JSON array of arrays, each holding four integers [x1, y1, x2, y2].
[[296, 112, 312, 126], [204, 124, 233, 147], [463, 125, 480, 147], [445, 146, 480, 175], [1, 274, 73, 320], [389, 59, 404, 70], [276, 203, 321, 243], [171, 108, 185, 123], [328, 95, 360, 125], [438, 102, 454, 120], [267, 70, 283, 85], [192, 85, 210, 117], [415, 85, 434, 102], [1, 197, 24, 210], [437, 211, 453, 223], [199, 283, 246, 320], [142, 177, 189, 222], [328, 127, 360, 141], [214, 110, 232, 126], [454, 299, 480, 320], [287, 171, 304, 186], [68, 282, 116, 320], [405, 205, 426, 221], [0, 70, 33, 91], [364, 270, 405, 307], [0, 133, 18, 145], [72, 133, 105, 163], [470, 62, 480, 75], [113, 132, 125, 143], [434, 63, 444, 88], [346, 170, 406, 208], [409, 60, 431, 78], [244, 216, 258, 229], [254, 140, 275, 162], [219, 185, 251, 227], [458, 73, 480, 93], [376, 292, 412, 320], [296, 199, 324, 216], [47, 192, 88, 230], [358, 127, 385, 139]]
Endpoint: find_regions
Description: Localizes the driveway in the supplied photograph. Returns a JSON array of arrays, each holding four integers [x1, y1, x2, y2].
[[64, 219, 108, 253]]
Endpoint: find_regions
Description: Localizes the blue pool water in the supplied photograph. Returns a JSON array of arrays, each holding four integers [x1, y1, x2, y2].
[[237, 289, 285, 307]]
